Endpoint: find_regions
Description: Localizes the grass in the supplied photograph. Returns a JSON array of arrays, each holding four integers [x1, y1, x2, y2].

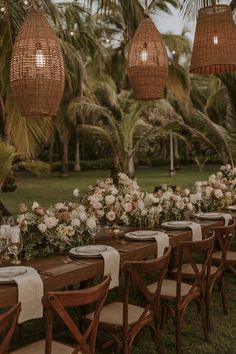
[[4, 162, 236, 353], [0, 164, 220, 215]]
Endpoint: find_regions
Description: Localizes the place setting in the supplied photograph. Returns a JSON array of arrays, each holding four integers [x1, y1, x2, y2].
[[68, 245, 120, 289], [194, 212, 232, 226], [161, 220, 203, 241], [124, 230, 169, 258]]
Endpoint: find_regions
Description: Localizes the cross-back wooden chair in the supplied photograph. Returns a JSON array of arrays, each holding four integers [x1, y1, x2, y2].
[[11, 276, 111, 354], [0, 303, 21, 354], [84, 248, 171, 354], [148, 234, 215, 354]]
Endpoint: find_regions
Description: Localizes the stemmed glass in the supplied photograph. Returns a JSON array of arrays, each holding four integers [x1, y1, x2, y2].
[[8, 227, 23, 265], [88, 225, 100, 245], [0, 224, 11, 260], [0, 229, 7, 264]]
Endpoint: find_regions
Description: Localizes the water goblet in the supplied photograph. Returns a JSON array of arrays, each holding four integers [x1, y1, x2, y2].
[[0, 224, 11, 260], [8, 227, 23, 265], [0, 229, 7, 264], [88, 224, 101, 245]]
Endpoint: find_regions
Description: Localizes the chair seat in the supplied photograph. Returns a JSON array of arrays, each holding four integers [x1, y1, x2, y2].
[[171, 263, 218, 276], [85, 301, 148, 326], [10, 339, 78, 354], [213, 250, 236, 261], [147, 279, 198, 298]]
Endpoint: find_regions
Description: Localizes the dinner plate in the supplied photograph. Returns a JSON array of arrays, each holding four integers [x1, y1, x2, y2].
[[69, 245, 107, 258], [125, 230, 162, 241], [0, 266, 27, 283], [227, 205, 236, 211], [161, 221, 192, 230], [196, 212, 224, 220]]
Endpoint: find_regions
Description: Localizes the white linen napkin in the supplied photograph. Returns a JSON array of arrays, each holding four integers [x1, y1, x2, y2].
[[100, 246, 120, 290], [153, 232, 169, 258], [13, 266, 44, 323], [221, 213, 232, 226], [188, 222, 202, 241]]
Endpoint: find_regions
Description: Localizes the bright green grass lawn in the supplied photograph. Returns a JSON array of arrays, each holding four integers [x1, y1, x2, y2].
[[0, 164, 220, 215]]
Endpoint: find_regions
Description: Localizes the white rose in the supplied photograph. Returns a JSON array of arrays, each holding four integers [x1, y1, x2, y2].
[[71, 219, 81, 228], [141, 209, 147, 216], [106, 211, 116, 221], [66, 225, 75, 237], [220, 165, 226, 171], [151, 196, 159, 204], [55, 203, 68, 211], [187, 203, 193, 211], [162, 191, 172, 201], [226, 192, 232, 199], [97, 210, 105, 217], [110, 186, 118, 195], [73, 188, 80, 197], [105, 195, 116, 205], [91, 201, 102, 210], [123, 202, 132, 212], [184, 189, 190, 196], [38, 223, 47, 233], [226, 164, 231, 171], [217, 171, 223, 178], [176, 199, 185, 210], [214, 189, 223, 198], [96, 180, 105, 189], [205, 186, 213, 196], [32, 201, 39, 210], [86, 216, 97, 229], [79, 211, 88, 222], [44, 216, 58, 229], [195, 181, 202, 188]]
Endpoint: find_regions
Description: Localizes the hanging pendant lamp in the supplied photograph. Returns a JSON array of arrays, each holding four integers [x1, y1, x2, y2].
[[10, 3, 65, 117], [190, 4, 236, 74], [128, 17, 168, 100]]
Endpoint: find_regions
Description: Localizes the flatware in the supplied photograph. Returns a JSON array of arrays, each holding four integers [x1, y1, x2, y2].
[[37, 270, 54, 276], [63, 256, 89, 265]]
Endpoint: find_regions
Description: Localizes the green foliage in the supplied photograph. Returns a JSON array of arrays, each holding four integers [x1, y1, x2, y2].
[[17, 161, 51, 176], [0, 141, 15, 187]]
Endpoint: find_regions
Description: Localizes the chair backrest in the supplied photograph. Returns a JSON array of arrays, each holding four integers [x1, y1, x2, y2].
[[176, 234, 215, 299], [122, 248, 171, 338], [43, 275, 111, 354], [0, 303, 21, 354], [212, 219, 236, 264]]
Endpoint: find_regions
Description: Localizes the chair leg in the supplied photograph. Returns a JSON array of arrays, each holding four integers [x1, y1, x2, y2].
[[220, 276, 228, 315], [175, 309, 182, 354], [199, 297, 209, 340]]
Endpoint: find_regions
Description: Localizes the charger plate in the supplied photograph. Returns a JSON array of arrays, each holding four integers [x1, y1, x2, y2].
[[196, 212, 224, 220], [125, 230, 161, 241], [161, 221, 193, 230], [69, 245, 107, 258], [0, 266, 27, 283]]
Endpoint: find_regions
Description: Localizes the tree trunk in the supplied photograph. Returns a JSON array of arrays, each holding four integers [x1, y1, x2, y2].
[[174, 135, 180, 170], [110, 150, 120, 184], [48, 132, 55, 163], [61, 139, 69, 177], [74, 133, 81, 172]]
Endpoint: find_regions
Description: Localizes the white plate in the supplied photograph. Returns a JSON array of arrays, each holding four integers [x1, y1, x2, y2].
[[69, 245, 107, 258], [227, 205, 236, 211], [125, 230, 162, 241], [196, 213, 224, 220], [161, 221, 192, 230], [0, 266, 27, 283]]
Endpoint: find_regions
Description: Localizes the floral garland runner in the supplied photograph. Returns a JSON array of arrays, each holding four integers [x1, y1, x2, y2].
[[16, 165, 236, 260]]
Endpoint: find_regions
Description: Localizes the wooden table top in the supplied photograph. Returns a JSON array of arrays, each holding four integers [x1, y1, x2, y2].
[[0, 219, 225, 307]]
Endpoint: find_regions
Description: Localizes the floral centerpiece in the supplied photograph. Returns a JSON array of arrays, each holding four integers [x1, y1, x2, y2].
[[17, 200, 97, 260]]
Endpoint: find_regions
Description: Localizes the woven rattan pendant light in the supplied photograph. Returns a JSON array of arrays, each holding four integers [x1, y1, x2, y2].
[[190, 3, 236, 74], [10, 1, 65, 117], [128, 17, 168, 100]]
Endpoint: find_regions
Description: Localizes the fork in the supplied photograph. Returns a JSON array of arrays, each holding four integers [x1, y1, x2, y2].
[[63, 256, 89, 265]]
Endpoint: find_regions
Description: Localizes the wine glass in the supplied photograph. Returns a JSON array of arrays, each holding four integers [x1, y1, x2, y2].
[[88, 224, 100, 245], [8, 227, 23, 265], [0, 224, 11, 260], [0, 229, 7, 264]]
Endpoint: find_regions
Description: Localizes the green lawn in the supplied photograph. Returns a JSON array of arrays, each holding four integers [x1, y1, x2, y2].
[[0, 164, 220, 215]]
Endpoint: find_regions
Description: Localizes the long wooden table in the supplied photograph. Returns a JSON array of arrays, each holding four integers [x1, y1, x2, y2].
[[0, 219, 223, 307]]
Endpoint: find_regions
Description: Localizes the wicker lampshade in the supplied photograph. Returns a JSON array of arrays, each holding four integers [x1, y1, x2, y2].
[[10, 8, 65, 117], [190, 4, 236, 74], [128, 17, 168, 100]]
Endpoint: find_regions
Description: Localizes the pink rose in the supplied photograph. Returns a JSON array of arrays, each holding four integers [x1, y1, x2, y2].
[[123, 202, 132, 212], [106, 211, 116, 222]]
